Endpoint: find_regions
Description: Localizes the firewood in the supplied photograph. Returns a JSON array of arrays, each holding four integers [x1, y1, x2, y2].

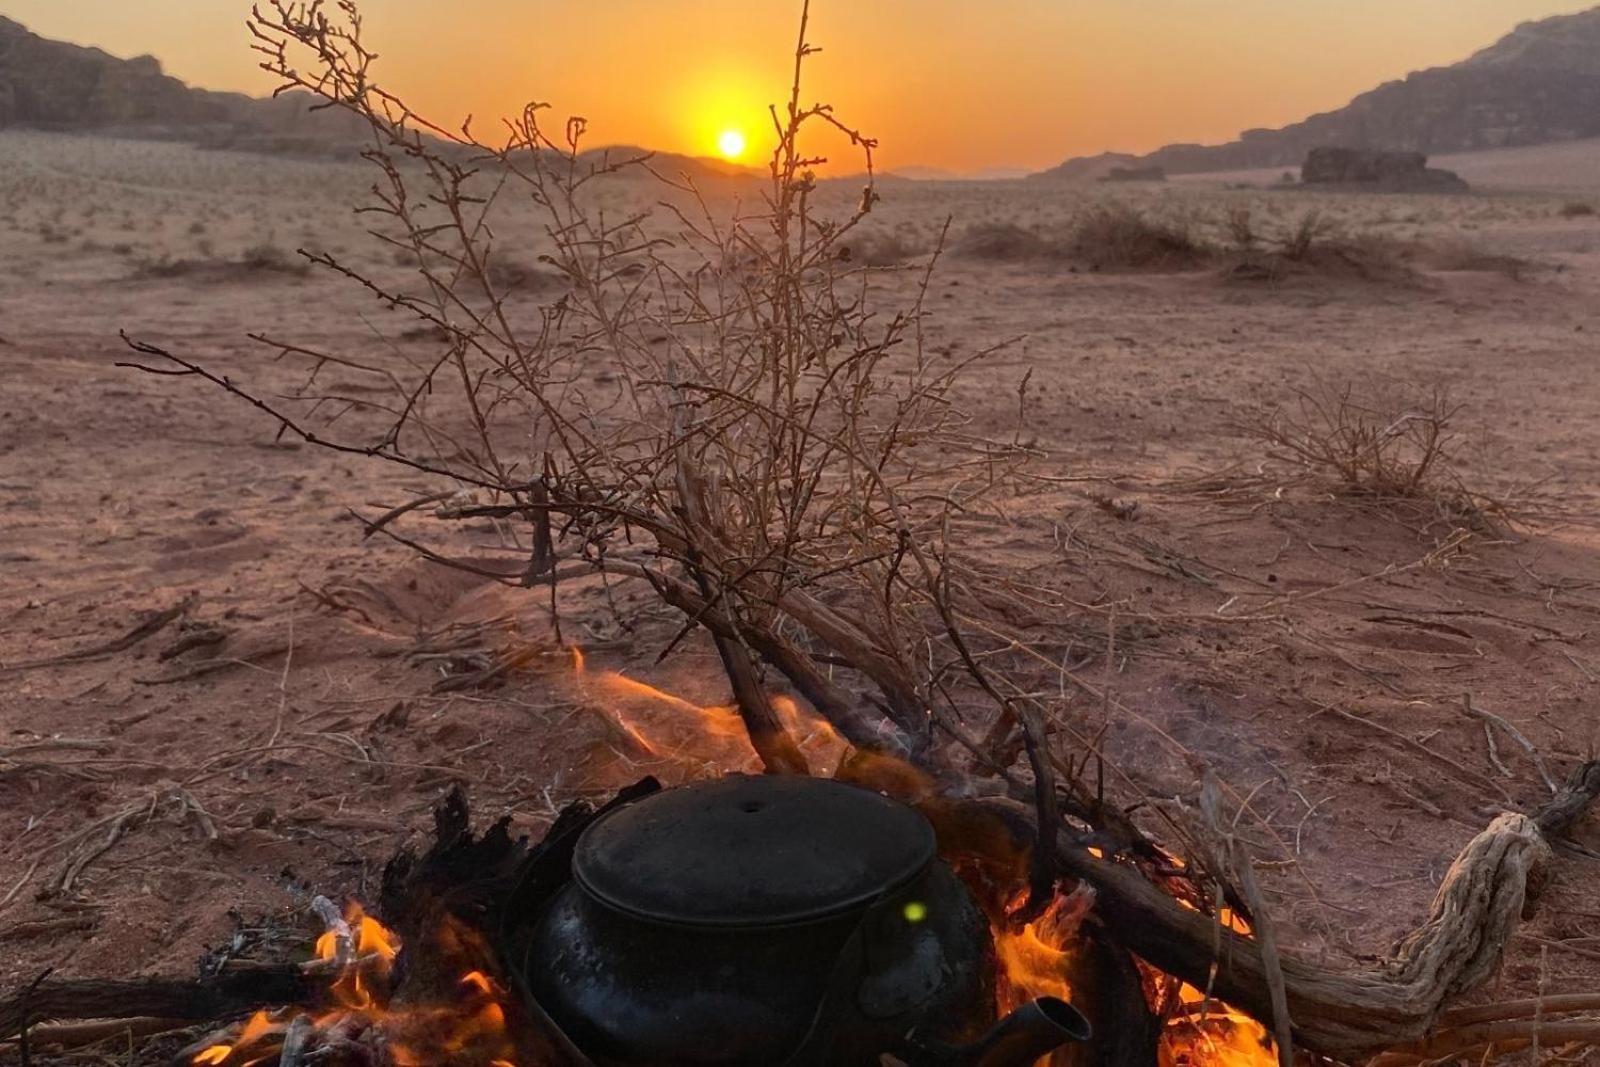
[[0, 962, 318, 1042], [963, 758, 1600, 1058]]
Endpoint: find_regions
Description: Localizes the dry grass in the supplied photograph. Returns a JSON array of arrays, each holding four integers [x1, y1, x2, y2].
[[1242, 378, 1501, 530]]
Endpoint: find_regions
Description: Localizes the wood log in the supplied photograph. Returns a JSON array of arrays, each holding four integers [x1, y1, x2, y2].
[[978, 759, 1600, 1058], [0, 962, 316, 1042]]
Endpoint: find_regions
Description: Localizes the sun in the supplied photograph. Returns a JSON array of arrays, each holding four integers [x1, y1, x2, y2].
[[716, 129, 747, 161]]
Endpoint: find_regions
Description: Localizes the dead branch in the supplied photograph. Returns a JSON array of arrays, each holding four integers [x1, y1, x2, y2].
[[0, 963, 318, 1041], [0, 598, 190, 673], [998, 759, 1600, 1057]]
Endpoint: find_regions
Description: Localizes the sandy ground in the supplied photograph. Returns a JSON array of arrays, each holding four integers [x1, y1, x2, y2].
[[3, 129, 1600, 1050]]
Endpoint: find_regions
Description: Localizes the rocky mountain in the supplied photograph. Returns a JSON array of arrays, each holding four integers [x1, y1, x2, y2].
[[1, 15, 394, 153], [1034, 6, 1600, 180], [0, 16, 767, 182]]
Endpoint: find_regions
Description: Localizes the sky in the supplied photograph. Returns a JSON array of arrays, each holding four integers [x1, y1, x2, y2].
[[4, 1, 1595, 173]]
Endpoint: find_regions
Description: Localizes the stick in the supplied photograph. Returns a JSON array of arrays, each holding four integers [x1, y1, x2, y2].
[[0, 963, 318, 1040], [0, 600, 189, 673], [1463, 693, 1559, 795]]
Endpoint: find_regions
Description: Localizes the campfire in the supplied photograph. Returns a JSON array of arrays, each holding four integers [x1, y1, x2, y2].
[[154, 665, 1282, 1067]]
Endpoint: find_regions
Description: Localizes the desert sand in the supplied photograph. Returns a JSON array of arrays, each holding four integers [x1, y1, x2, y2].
[[2, 127, 1600, 1043]]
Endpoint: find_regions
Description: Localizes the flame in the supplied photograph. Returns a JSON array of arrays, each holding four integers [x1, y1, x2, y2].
[[984, 853, 1276, 1067], [569, 647, 845, 771], [193, 904, 518, 1067], [993, 886, 1095, 1014]]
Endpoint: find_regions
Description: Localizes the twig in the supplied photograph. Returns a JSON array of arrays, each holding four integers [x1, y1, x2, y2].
[[1463, 692, 1559, 795], [0, 599, 189, 673]]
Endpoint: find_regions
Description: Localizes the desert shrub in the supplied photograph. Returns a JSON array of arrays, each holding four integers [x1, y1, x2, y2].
[[1224, 206, 1258, 252], [1279, 210, 1336, 262], [239, 242, 309, 274], [1064, 205, 1210, 270], [128, 0, 1035, 772], [1559, 201, 1596, 218], [1242, 378, 1497, 528], [955, 207, 1210, 271], [955, 221, 1051, 260], [839, 229, 920, 266], [132, 244, 310, 280], [1224, 210, 1414, 284], [1422, 238, 1534, 280], [483, 254, 556, 291]]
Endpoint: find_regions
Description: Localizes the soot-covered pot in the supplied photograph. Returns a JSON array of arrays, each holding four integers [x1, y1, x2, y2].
[[520, 775, 1089, 1066]]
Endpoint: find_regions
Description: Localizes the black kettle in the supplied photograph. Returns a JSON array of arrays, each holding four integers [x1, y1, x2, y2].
[[519, 775, 1090, 1066]]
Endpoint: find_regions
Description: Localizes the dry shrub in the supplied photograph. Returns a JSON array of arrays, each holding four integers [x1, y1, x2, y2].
[[1243, 378, 1499, 529], [954, 221, 1052, 260], [955, 207, 1209, 271], [134, 243, 311, 281], [1422, 238, 1536, 281], [1224, 209, 1414, 284], [1559, 201, 1596, 218], [1063, 205, 1209, 271], [481, 254, 558, 292], [126, 0, 1036, 768], [839, 228, 922, 266]]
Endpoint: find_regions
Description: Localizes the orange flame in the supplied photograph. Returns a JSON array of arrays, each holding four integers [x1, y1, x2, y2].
[[569, 647, 845, 772], [193, 904, 518, 1067], [993, 886, 1095, 1015]]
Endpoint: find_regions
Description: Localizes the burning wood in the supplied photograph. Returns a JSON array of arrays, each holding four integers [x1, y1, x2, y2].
[[188, 900, 517, 1067]]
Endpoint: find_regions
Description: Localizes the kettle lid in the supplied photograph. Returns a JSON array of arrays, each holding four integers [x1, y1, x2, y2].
[[572, 775, 937, 928]]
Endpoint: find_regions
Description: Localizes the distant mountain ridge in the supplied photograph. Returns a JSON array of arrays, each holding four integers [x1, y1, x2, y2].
[[0, 14, 369, 151], [1034, 5, 1600, 180], [0, 15, 759, 181]]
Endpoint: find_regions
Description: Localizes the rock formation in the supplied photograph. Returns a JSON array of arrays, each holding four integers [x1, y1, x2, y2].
[[1300, 147, 1468, 191], [0, 15, 366, 151], [1034, 5, 1600, 180]]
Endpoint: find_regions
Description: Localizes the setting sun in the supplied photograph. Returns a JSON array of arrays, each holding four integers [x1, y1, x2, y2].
[[717, 128, 748, 161]]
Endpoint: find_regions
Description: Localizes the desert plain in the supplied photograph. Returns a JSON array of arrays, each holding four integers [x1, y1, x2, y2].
[[2, 127, 1600, 1048]]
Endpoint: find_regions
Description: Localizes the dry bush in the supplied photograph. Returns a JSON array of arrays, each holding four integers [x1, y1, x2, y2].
[[1422, 238, 1536, 280], [1559, 200, 1596, 218], [1224, 208, 1415, 284], [1242, 378, 1499, 529], [1063, 204, 1209, 271], [481, 254, 558, 292], [134, 243, 310, 280], [838, 227, 922, 266], [125, 0, 1035, 771], [954, 220, 1052, 260], [956, 207, 1209, 271]]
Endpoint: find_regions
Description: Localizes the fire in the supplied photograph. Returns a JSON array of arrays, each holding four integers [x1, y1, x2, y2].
[[985, 863, 1276, 1067], [993, 886, 1095, 1014], [193, 903, 519, 1067], [569, 647, 845, 771]]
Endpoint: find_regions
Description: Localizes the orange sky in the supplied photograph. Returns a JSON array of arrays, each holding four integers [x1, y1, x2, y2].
[[5, 1, 1595, 173]]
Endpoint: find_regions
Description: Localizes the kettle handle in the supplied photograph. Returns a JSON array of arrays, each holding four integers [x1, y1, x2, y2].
[[778, 893, 892, 1067]]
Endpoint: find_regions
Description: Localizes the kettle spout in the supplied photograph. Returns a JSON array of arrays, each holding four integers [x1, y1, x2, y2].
[[937, 997, 1092, 1067]]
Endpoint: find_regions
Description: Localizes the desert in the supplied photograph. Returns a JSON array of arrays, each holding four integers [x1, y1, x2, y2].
[[3, 3, 1600, 1065]]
